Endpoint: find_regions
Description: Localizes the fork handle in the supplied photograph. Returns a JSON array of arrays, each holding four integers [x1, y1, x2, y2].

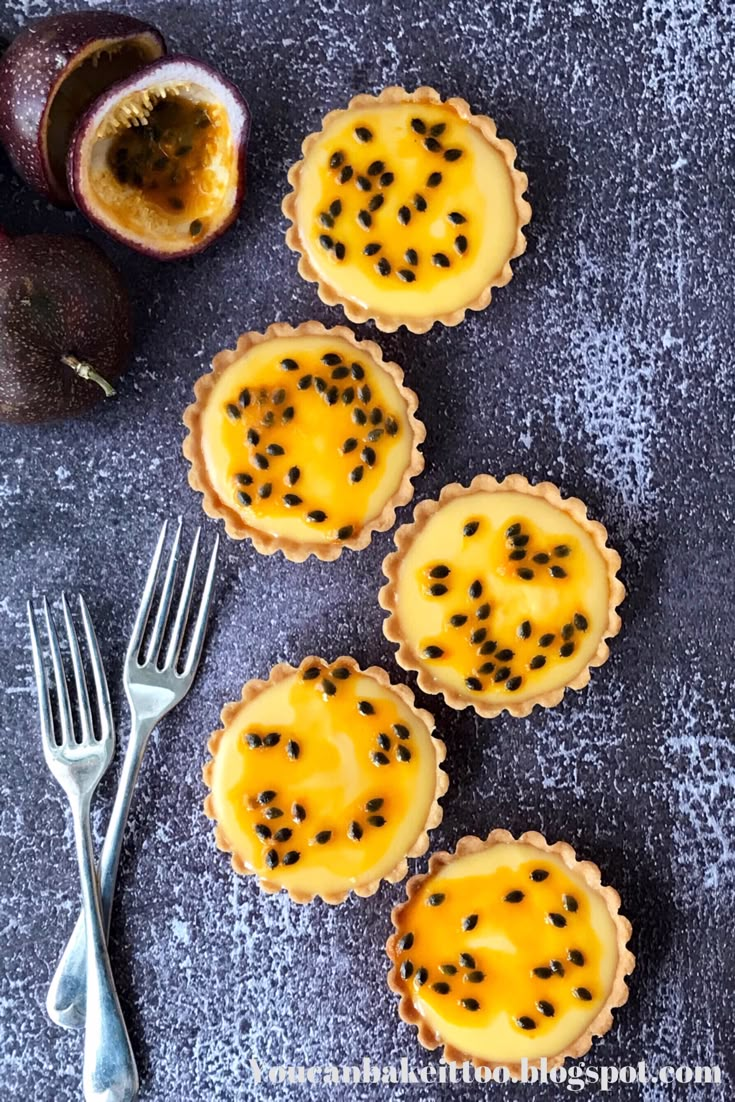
[[47, 717, 155, 1031], [71, 794, 138, 1102]]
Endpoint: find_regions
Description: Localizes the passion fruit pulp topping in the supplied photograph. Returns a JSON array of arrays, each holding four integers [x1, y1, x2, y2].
[[293, 100, 526, 321], [198, 334, 415, 546], [106, 95, 224, 236], [391, 490, 615, 706]]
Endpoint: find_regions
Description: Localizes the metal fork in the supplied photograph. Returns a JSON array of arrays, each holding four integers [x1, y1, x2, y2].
[[46, 518, 219, 1031], [29, 595, 138, 1102]]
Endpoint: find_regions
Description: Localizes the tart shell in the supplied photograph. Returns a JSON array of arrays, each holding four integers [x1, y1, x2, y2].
[[182, 321, 425, 561], [379, 473, 625, 718], [386, 828, 635, 1076], [202, 655, 448, 904], [282, 86, 531, 334]]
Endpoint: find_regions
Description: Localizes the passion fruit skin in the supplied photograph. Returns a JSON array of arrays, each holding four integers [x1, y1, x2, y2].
[[0, 11, 165, 206], [68, 55, 251, 260], [0, 231, 132, 423]]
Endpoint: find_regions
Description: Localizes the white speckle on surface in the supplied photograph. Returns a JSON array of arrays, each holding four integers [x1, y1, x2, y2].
[[171, 918, 192, 946]]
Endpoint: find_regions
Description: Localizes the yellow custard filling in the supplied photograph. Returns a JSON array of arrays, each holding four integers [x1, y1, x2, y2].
[[394, 492, 612, 705], [208, 661, 440, 896], [295, 102, 521, 318], [200, 335, 414, 544], [393, 844, 619, 1062]]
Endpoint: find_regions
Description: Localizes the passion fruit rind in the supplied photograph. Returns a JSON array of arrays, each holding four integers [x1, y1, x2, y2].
[[0, 12, 165, 205], [68, 55, 250, 259]]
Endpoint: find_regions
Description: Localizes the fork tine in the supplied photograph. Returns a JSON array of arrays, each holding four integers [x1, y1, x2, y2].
[[61, 593, 94, 745], [145, 517, 182, 665], [181, 535, 219, 677], [42, 597, 74, 746], [126, 519, 168, 663], [27, 601, 56, 752], [164, 526, 201, 670], [78, 594, 113, 743]]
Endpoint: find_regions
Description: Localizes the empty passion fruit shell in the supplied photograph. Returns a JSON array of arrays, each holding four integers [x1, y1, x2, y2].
[[68, 56, 251, 259], [0, 11, 165, 206]]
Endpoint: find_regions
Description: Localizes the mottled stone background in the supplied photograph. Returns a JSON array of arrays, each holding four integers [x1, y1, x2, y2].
[[1, 0, 733, 1099]]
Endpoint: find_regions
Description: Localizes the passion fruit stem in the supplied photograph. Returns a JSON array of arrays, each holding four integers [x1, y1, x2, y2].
[[61, 354, 116, 397]]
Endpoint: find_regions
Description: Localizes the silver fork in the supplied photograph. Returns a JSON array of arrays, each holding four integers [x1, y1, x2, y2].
[[46, 518, 219, 1031], [29, 595, 138, 1102]]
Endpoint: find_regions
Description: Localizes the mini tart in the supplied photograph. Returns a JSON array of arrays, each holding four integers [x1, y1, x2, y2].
[[183, 322, 424, 561], [387, 830, 634, 1075], [283, 86, 531, 333], [203, 656, 447, 904], [380, 474, 625, 717]]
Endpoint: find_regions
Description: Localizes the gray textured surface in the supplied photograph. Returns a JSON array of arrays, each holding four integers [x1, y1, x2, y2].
[[1, 1, 734, 1099]]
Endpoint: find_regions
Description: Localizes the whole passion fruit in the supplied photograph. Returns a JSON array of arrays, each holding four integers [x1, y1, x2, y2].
[[0, 229, 131, 423], [0, 11, 165, 206], [68, 56, 250, 259]]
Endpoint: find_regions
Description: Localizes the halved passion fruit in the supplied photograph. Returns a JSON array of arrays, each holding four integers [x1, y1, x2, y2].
[[0, 12, 165, 205], [68, 56, 250, 259]]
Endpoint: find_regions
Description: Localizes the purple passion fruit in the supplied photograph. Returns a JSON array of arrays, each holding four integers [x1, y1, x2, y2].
[[0, 230, 131, 423], [68, 56, 250, 259], [0, 12, 165, 206]]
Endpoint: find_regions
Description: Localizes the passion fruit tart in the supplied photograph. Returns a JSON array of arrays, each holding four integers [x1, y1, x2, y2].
[[68, 56, 249, 258], [387, 829, 634, 1074], [183, 322, 424, 561], [380, 474, 624, 717], [283, 86, 530, 333], [203, 656, 447, 904]]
